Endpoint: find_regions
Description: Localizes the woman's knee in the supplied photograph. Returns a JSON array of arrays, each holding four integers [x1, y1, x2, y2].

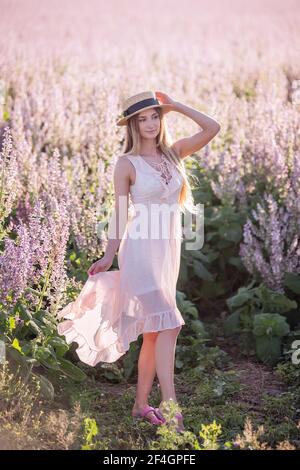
[[143, 331, 159, 343]]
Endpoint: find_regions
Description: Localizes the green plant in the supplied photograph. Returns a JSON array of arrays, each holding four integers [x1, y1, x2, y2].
[[81, 418, 99, 450], [253, 313, 290, 365], [175, 290, 229, 374], [1, 295, 87, 400], [224, 282, 295, 365], [196, 420, 223, 450], [178, 172, 249, 302]]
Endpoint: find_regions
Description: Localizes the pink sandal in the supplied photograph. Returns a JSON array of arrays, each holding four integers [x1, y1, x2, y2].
[[132, 405, 165, 425]]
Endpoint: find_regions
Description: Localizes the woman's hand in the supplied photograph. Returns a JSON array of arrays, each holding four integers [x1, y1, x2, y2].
[[155, 90, 178, 114], [87, 255, 113, 276]]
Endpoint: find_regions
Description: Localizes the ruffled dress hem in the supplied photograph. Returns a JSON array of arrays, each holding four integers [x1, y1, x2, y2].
[[57, 308, 185, 366]]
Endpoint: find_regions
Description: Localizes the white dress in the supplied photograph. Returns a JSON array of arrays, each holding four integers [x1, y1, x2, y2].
[[57, 153, 185, 365]]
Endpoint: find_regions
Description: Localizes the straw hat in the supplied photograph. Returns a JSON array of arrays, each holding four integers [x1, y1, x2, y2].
[[116, 90, 169, 126]]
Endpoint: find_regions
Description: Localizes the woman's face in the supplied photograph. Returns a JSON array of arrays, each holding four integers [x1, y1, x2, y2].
[[137, 108, 160, 139]]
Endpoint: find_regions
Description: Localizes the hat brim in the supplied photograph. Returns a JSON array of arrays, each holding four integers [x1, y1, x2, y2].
[[116, 104, 169, 126]]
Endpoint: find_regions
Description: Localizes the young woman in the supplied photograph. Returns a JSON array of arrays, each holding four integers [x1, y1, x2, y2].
[[57, 90, 220, 432]]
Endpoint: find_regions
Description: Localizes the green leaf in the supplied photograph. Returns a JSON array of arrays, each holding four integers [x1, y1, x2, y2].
[[8, 316, 16, 332], [35, 346, 51, 361], [256, 284, 297, 313], [57, 358, 87, 381], [48, 336, 69, 357], [193, 259, 214, 281], [218, 223, 242, 243], [253, 313, 290, 338], [18, 307, 33, 321], [226, 291, 252, 310], [184, 305, 199, 318], [228, 257, 244, 270], [205, 251, 220, 263], [191, 319, 207, 337], [206, 231, 218, 242], [283, 272, 300, 295], [191, 251, 211, 263], [224, 311, 241, 335], [12, 338, 22, 353], [36, 356, 61, 370], [28, 319, 42, 335]]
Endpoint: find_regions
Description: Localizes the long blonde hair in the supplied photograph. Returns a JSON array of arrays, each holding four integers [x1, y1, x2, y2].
[[120, 107, 198, 214]]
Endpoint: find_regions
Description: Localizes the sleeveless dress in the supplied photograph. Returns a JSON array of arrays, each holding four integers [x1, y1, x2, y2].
[[56, 153, 185, 365]]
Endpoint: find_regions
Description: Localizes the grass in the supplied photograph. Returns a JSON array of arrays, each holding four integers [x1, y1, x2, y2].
[[1, 330, 300, 450]]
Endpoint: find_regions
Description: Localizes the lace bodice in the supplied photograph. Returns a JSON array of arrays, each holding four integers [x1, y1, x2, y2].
[[124, 154, 184, 206], [139, 155, 173, 186]]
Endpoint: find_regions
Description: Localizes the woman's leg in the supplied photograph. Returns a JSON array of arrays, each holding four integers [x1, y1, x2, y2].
[[155, 326, 182, 405], [132, 331, 159, 414]]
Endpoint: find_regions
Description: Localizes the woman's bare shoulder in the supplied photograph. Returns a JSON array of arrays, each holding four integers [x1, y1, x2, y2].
[[115, 153, 136, 163], [114, 155, 135, 184]]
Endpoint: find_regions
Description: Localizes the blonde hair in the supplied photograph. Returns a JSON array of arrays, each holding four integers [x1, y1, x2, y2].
[[120, 107, 199, 214]]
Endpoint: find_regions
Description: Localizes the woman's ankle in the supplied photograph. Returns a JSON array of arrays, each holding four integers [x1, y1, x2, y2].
[[133, 401, 149, 409]]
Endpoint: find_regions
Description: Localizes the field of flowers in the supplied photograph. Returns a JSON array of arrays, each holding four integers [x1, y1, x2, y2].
[[0, 0, 300, 451]]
